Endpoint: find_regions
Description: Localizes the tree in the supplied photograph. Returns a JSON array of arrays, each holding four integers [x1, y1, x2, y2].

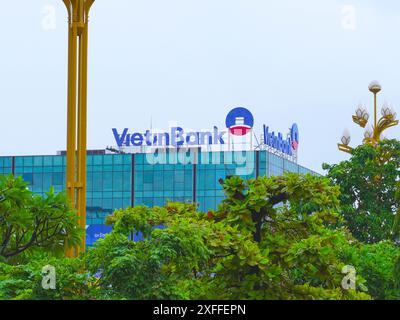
[[85, 173, 371, 300], [0, 255, 96, 300], [323, 139, 400, 243], [0, 175, 82, 262], [339, 240, 400, 300]]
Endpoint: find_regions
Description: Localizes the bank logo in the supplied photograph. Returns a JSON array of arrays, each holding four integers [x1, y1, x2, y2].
[[226, 107, 254, 136], [291, 123, 299, 151]]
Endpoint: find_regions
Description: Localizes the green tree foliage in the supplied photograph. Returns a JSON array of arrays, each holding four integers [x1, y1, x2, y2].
[[339, 240, 400, 300], [0, 175, 82, 262], [0, 255, 95, 300], [323, 139, 400, 243], [2, 173, 399, 300], [84, 174, 371, 300]]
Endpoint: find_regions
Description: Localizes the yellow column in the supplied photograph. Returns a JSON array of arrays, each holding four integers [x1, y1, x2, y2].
[[77, 18, 89, 253], [374, 93, 377, 131], [63, 0, 95, 257]]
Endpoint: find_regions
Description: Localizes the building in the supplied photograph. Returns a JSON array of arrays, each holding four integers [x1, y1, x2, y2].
[[0, 108, 318, 245]]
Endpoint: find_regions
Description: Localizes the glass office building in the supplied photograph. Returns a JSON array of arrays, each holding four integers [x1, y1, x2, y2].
[[0, 150, 317, 244]]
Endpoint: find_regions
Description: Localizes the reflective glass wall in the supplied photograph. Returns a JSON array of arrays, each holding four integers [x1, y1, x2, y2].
[[86, 154, 132, 225], [196, 151, 256, 212], [0, 157, 12, 175], [0, 151, 318, 223], [134, 152, 194, 207], [7, 154, 132, 225]]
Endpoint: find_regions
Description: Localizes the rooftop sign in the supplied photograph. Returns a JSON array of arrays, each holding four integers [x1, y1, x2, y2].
[[112, 107, 299, 159]]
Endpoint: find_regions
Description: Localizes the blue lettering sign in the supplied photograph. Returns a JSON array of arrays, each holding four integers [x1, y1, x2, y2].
[[263, 123, 299, 156]]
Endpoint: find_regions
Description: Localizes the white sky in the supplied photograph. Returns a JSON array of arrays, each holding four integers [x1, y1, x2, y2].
[[1, 0, 400, 173]]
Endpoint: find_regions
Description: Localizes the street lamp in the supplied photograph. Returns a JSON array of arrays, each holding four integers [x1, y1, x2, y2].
[[62, 0, 95, 257], [338, 81, 399, 154]]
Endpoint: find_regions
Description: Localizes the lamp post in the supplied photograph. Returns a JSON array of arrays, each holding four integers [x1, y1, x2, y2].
[[338, 81, 399, 154], [62, 0, 95, 257]]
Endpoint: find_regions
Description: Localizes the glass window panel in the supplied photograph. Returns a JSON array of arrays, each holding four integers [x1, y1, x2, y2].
[[123, 155, 132, 165], [103, 172, 113, 191], [33, 167, 43, 173], [32, 174, 43, 192], [34, 157, 43, 166], [135, 154, 144, 165], [135, 172, 143, 189], [53, 157, 63, 166], [113, 171, 123, 191], [103, 198, 113, 210], [175, 182, 184, 191], [103, 191, 112, 198], [174, 171, 184, 183], [206, 170, 216, 189], [87, 172, 93, 188], [103, 165, 113, 172], [92, 198, 102, 208], [143, 172, 153, 184], [113, 155, 123, 165], [153, 173, 163, 191], [122, 198, 131, 208], [93, 173, 102, 191], [15, 157, 23, 166], [143, 183, 153, 191], [53, 166, 63, 173], [24, 157, 33, 166], [113, 198, 123, 209], [123, 172, 131, 190], [43, 173, 52, 190], [93, 155, 103, 165], [4, 158, 11, 167], [43, 156, 53, 166]]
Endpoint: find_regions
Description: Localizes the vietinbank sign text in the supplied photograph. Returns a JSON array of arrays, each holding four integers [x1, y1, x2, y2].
[[263, 123, 299, 156], [112, 107, 299, 156], [113, 127, 226, 148]]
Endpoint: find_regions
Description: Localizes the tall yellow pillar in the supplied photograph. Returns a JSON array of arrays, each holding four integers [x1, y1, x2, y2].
[[62, 0, 95, 257]]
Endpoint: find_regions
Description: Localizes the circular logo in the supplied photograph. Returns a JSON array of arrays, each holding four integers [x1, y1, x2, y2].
[[291, 123, 299, 150], [226, 107, 254, 136]]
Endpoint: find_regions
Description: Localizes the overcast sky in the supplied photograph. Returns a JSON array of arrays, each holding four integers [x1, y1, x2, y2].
[[1, 0, 400, 173]]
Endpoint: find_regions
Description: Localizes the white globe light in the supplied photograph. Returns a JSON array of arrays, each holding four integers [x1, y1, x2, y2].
[[368, 80, 382, 93]]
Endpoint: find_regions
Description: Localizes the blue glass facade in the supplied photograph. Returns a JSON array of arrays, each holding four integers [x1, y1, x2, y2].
[[134, 153, 194, 208], [0, 150, 318, 225], [0, 157, 12, 175]]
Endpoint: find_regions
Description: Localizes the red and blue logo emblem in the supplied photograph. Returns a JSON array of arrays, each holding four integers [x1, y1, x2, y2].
[[226, 107, 254, 136], [291, 123, 299, 151]]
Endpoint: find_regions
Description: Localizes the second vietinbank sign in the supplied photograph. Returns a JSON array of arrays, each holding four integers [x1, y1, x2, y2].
[[112, 108, 299, 156]]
